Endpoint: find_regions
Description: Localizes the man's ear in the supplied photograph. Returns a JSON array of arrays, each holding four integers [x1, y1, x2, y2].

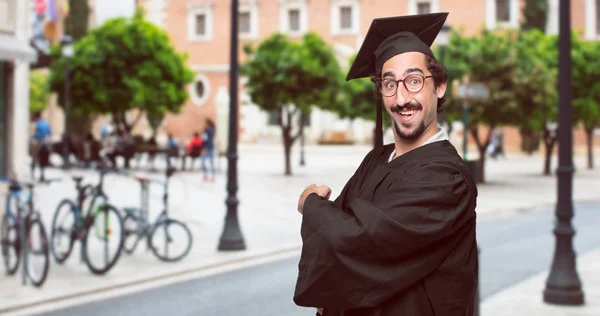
[[436, 80, 447, 99]]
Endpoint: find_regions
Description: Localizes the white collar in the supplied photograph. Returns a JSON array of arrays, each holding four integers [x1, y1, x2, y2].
[[388, 126, 449, 162]]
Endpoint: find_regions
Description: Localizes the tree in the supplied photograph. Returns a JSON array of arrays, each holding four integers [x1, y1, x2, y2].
[[446, 29, 519, 183], [572, 37, 600, 169], [48, 7, 194, 136], [64, 0, 90, 41], [513, 29, 558, 175], [331, 54, 384, 146], [29, 70, 50, 116], [521, 0, 548, 31], [242, 32, 342, 176]]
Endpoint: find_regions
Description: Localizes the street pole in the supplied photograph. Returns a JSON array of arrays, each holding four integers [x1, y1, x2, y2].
[[462, 100, 468, 159], [543, 0, 584, 305], [62, 56, 70, 169], [218, 0, 246, 251], [300, 112, 305, 166]]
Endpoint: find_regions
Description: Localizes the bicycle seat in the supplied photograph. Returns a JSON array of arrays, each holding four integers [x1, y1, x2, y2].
[[72, 176, 84, 183]]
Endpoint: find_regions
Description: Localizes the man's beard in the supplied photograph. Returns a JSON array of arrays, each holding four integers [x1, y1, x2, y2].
[[391, 102, 426, 141]]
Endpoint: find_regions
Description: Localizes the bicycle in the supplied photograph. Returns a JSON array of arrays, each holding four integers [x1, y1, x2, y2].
[[122, 166, 193, 262], [49, 168, 125, 275], [1, 177, 58, 287]]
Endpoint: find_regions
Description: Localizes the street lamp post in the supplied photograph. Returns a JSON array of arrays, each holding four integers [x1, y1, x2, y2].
[[218, 0, 246, 251], [60, 35, 73, 169], [300, 111, 306, 166], [543, 0, 585, 305]]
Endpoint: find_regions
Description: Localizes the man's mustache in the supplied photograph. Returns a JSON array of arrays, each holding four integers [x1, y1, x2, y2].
[[391, 102, 422, 113]]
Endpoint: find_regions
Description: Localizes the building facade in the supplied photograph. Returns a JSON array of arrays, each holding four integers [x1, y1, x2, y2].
[[140, 0, 600, 153], [0, 0, 37, 179]]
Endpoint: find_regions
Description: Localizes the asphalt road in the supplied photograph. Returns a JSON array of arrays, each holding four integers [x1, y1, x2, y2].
[[42, 203, 600, 316]]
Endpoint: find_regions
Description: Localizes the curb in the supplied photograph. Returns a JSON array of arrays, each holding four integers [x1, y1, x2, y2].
[[0, 244, 302, 315]]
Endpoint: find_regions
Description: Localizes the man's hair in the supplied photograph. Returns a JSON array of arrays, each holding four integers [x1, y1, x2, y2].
[[370, 54, 448, 113]]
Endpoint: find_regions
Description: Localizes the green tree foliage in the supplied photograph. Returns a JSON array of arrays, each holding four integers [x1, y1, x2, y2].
[[513, 29, 558, 174], [49, 7, 194, 136], [332, 54, 384, 146], [64, 0, 90, 41], [572, 36, 600, 169], [29, 70, 50, 116], [242, 32, 341, 175], [445, 29, 518, 183], [521, 0, 548, 31]]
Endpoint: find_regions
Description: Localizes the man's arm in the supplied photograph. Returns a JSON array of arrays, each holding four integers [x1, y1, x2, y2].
[[293, 163, 476, 310]]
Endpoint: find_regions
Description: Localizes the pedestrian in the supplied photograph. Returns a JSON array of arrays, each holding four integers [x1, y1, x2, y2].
[[29, 111, 52, 181], [184, 132, 203, 170], [293, 13, 479, 316], [200, 119, 216, 182]]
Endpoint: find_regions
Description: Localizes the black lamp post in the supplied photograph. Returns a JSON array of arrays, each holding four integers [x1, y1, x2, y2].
[[543, 0, 584, 305], [299, 111, 306, 166], [218, 0, 246, 251], [60, 35, 73, 169]]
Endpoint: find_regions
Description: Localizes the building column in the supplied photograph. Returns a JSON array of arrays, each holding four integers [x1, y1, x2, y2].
[[9, 60, 31, 179]]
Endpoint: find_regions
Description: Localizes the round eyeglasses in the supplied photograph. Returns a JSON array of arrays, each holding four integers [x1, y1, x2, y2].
[[380, 74, 433, 97]]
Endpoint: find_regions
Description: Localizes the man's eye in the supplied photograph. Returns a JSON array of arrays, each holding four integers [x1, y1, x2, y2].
[[410, 79, 421, 85], [385, 81, 396, 88]]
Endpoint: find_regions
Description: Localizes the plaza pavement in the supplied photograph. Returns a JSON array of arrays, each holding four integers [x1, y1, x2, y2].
[[0, 143, 599, 315]]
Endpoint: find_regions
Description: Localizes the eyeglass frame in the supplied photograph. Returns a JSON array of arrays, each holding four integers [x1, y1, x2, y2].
[[378, 74, 433, 97]]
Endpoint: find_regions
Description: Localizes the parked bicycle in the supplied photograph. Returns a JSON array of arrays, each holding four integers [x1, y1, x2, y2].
[[50, 168, 125, 275], [122, 166, 193, 262], [1, 177, 58, 287]]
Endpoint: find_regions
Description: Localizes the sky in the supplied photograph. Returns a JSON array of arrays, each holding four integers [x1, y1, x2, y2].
[[94, 0, 136, 25]]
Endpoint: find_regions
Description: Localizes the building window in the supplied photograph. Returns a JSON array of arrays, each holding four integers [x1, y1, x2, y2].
[[240, 12, 251, 34], [239, 1, 259, 39], [189, 74, 211, 107], [280, 0, 308, 36], [187, 3, 213, 42], [597, 0, 600, 35], [496, 0, 510, 23], [408, 0, 438, 16], [340, 6, 352, 30], [331, 0, 359, 35], [195, 14, 206, 36], [486, 0, 517, 29], [417, 1, 431, 14], [288, 9, 300, 32]]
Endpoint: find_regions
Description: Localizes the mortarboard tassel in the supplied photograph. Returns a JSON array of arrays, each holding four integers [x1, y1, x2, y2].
[[375, 101, 383, 155]]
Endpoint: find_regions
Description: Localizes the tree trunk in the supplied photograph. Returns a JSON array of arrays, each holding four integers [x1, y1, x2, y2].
[[542, 126, 557, 175], [282, 125, 292, 176], [585, 126, 594, 169], [470, 124, 495, 184]]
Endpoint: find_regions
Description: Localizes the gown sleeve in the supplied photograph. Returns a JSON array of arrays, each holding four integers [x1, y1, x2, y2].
[[293, 162, 476, 310]]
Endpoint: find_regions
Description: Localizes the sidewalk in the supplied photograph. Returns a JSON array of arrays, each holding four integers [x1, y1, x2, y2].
[[482, 249, 600, 315], [1, 144, 599, 313]]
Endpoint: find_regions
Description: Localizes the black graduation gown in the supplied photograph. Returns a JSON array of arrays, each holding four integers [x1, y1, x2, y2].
[[293, 140, 478, 316]]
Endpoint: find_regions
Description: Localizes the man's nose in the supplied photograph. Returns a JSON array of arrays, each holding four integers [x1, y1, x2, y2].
[[394, 83, 409, 105]]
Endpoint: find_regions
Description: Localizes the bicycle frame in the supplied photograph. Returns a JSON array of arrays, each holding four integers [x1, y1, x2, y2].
[[4, 183, 37, 285]]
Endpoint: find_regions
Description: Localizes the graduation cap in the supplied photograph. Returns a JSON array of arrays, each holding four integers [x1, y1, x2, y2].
[[346, 12, 449, 154]]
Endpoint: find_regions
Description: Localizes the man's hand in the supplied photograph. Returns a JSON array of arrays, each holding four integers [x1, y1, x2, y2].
[[317, 307, 324, 315], [297, 184, 332, 214]]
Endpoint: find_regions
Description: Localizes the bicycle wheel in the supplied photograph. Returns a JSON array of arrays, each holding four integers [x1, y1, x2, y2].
[[82, 204, 124, 275], [122, 213, 142, 254], [25, 218, 50, 287], [1, 213, 20, 275], [50, 199, 77, 263], [149, 219, 192, 262]]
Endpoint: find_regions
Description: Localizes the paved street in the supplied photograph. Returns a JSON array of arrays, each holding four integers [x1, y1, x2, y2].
[[39, 202, 600, 316]]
